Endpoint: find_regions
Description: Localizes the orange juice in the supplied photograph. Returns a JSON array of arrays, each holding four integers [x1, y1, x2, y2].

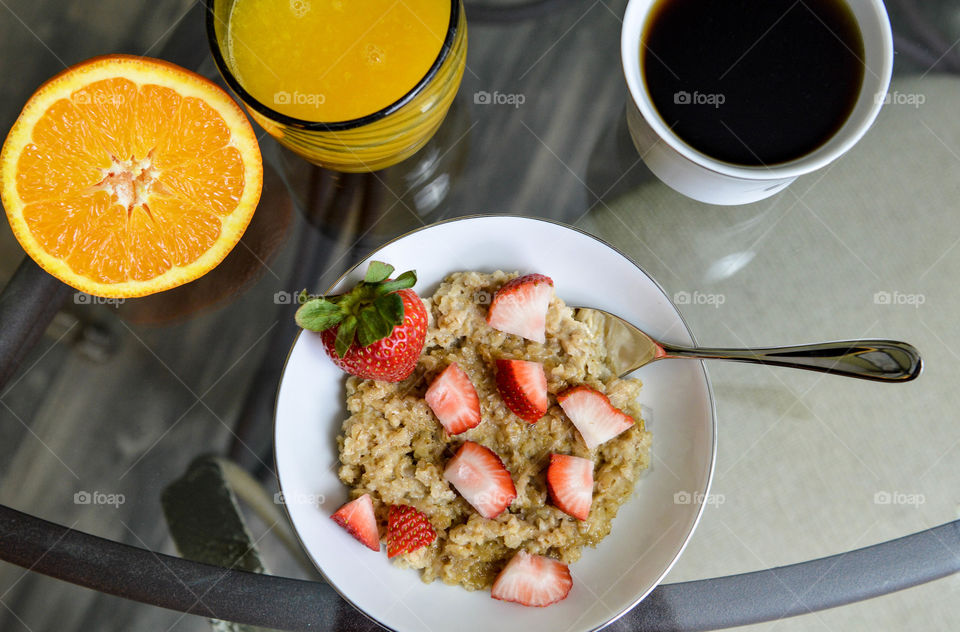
[[226, 0, 450, 122]]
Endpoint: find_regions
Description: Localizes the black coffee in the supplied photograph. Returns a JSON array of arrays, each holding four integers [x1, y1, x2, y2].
[[642, 0, 865, 166]]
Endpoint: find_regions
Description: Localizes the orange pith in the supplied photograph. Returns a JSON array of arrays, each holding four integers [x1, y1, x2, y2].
[[1, 55, 263, 298]]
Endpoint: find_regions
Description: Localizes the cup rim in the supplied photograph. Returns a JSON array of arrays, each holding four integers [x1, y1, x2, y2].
[[203, 0, 460, 131], [620, 0, 894, 180]]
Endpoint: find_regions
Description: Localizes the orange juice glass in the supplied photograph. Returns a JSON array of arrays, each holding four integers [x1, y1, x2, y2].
[[205, 0, 466, 172]]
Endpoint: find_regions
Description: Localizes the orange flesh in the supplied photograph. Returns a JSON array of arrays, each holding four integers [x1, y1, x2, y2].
[[16, 77, 245, 284]]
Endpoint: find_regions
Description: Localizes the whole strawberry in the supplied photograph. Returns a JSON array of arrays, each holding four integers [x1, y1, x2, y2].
[[295, 262, 427, 382]]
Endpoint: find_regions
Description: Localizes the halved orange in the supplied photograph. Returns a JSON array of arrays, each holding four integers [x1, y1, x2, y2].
[[0, 54, 263, 298]]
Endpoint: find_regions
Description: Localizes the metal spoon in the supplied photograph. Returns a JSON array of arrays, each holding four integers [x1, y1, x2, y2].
[[575, 307, 923, 382]]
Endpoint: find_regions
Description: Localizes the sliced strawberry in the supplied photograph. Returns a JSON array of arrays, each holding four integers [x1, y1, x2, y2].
[[486, 274, 554, 343], [557, 386, 634, 450], [386, 505, 436, 558], [495, 359, 548, 423], [491, 550, 573, 607], [443, 441, 517, 519], [331, 494, 380, 551], [546, 454, 594, 520], [425, 363, 481, 434]]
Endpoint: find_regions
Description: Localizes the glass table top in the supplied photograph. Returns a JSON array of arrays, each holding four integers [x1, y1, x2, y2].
[[0, 0, 958, 630]]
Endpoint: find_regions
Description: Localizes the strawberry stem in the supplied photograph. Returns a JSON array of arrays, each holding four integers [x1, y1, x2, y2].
[[295, 261, 417, 358]]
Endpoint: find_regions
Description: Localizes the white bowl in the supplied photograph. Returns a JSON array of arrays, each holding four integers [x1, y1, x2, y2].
[[275, 215, 716, 632]]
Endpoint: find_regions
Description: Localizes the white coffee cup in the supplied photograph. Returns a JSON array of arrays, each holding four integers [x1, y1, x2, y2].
[[621, 0, 893, 206]]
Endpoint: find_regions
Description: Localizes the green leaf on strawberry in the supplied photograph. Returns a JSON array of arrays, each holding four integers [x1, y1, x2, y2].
[[376, 270, 417, 296], [364, 261, 394, 284], [295, 261, 421, 363], [294, 298, 343, 331], [357, 306, 390, 346], [334, 315, 358, 358], [374, 292, 403, 324]]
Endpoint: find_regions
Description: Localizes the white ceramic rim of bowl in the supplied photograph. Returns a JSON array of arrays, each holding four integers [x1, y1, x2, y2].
[[273, 214, 718, 632], [620, 0, 894, 180]]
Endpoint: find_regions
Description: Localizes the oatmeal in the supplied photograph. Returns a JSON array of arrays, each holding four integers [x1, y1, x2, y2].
[[336, 271, 652, 590]]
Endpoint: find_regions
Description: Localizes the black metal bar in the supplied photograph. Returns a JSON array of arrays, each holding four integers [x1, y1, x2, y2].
[[0, 257, 71, 392], [630, 520, 960, 630], [0, 503, 956, 631], [0, 504, 337, 631]]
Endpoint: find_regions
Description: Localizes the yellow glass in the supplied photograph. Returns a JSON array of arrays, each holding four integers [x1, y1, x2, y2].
[[206, 0, 467, 172]]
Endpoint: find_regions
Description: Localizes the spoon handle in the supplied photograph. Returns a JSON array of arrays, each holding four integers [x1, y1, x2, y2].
[[659, 339, 922, 382]]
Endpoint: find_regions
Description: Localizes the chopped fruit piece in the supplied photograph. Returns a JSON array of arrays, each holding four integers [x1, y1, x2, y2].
[[444, 441, 517, 519], [331, 494, 380, 551], [296, 261, 428, 382], [486, 273, 554, 343], [491, 550, 573, 607], [495, 359, 548, 423], [557, 386, 635, 450], [546, 454, 594, 520], [386, 505, 436, 558], [425, 362, 482, 434]]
